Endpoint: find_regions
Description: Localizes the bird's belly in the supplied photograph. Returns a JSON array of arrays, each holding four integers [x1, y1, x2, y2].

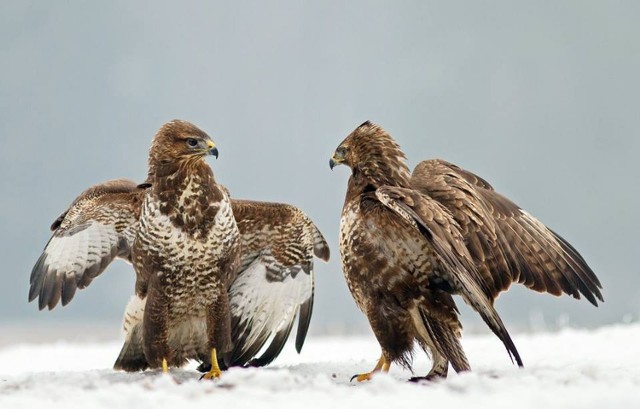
[[161, 313, 209, 364], [137, 207, 239, 318]]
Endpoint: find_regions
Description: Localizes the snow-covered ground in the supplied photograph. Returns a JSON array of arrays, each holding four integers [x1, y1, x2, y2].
[[0, 324, 638, 409]]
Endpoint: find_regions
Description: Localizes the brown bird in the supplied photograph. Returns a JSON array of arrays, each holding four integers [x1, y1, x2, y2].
[[29, 122, 329, 373], [115, 197, 329, 372], [130, 120, 240, 379], [330, 121, 602, 382]]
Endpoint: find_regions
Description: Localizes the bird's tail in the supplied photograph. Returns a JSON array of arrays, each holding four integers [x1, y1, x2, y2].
[[457, 276, 524, 367], [429, 233, 524, 368]]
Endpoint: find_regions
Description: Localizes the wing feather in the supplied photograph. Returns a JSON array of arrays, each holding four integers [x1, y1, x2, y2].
[[411, 159, 603, 305], [225, 200, 328, 367], [295, 280, 314, 353], [28, 180, 145, 310], [226, 254, 311, 366], [247, 318, 297, 368], [375, 186, 523, 367]]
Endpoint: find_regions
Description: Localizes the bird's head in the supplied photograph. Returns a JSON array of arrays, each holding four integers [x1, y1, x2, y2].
[[330, 121, 411, 187], [148, 120, 218, 177]]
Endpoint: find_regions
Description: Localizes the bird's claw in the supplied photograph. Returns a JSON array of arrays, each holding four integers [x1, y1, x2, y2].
[[350, 372, 375, 382], [200, 348, 223, 381], [351, 354, 390, 382], [200, 367, 222, 380]]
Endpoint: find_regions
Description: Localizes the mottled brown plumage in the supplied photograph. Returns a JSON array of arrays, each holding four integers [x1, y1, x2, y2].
[[331, 121, 601, 380], [117, 196, 329, 371], [29, 121, 329, 371], [125, 120, 241, 373]]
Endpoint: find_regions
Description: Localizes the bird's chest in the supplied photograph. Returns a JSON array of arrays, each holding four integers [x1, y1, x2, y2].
[[339, 203, 387, 309], [160, 176, 221, 236], [136, 191, 239, 312], [339, 202, 433, 310]]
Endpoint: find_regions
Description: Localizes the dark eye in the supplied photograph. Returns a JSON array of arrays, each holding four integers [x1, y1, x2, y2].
[[336, 147, 347, 156], [186, 138, 198, 147]]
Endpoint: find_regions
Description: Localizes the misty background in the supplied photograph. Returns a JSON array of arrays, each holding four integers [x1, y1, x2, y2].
[[1, 1, 638, 343]]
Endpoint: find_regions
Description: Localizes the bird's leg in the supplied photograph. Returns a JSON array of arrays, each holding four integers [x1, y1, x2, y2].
[[409, 351, 449, 382], [350, 354, 390, 382], [200, 348, 222, 380], [425, 352, 449, 379], [142, 282, 171, 372], [201, 290, 232, 381]]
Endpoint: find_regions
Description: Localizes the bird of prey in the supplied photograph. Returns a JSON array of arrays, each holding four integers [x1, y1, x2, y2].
[[130, 120, 241, 379], [330, 121, 602, 382], [29, 120, 330, 375], [115, 197, 329, 372]]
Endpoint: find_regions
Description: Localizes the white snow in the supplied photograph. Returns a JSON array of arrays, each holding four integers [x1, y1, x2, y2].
[[1, 324, 638, 409]]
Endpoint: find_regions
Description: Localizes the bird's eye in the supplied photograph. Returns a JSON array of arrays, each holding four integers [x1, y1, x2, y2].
[[186, 138, 199, 147], [336, 147, 347, 157]]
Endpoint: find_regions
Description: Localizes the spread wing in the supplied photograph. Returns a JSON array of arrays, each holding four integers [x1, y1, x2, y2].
[[375, 185, 522, 367], [411, 159, 603, 305], [28, 180, 146, 310], [225, 200, 330, 367]]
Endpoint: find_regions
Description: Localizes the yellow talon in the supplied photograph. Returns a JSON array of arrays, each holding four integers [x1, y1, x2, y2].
[[350, 354, 390, 382], [201, 348, 223, 380], [162, 358, 169, 374], [353, 372, 375, 382]]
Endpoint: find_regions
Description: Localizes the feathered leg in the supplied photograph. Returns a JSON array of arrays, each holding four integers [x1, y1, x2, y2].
[[409, 350, 449, 382], [410, 302, 470, 381], [142, 278, 171, 372], [351, 301, 413, 382], [201, 287, 232, 380], [426, 351, 449, 379]]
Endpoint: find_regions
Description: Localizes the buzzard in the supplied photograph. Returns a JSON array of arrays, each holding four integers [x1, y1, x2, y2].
[[131, 120, 240, 379], [29, 122, 329, 373], [116, 197, 329, 372], [330, 121, 602, 381]]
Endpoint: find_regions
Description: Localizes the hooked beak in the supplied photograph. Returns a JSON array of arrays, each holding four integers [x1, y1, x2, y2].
[[329, 152, 344, 170], [206, 140, 219, 159]]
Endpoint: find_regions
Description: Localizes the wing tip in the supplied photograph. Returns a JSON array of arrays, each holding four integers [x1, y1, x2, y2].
[[548, 228, 604, 307], [313, 242, 330, 262], [248, 320, 296, 368], [295, 297, 314, 353], [311, 225, 330, 262]]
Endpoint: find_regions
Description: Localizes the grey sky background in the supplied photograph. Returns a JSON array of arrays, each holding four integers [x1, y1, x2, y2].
[[1, 1, 638, 340]]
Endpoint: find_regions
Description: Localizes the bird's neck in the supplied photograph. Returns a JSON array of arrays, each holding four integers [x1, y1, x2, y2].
[[356, 148, 411, 185], [345, 158, 412, 203], [149, 160, 224, 236]]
